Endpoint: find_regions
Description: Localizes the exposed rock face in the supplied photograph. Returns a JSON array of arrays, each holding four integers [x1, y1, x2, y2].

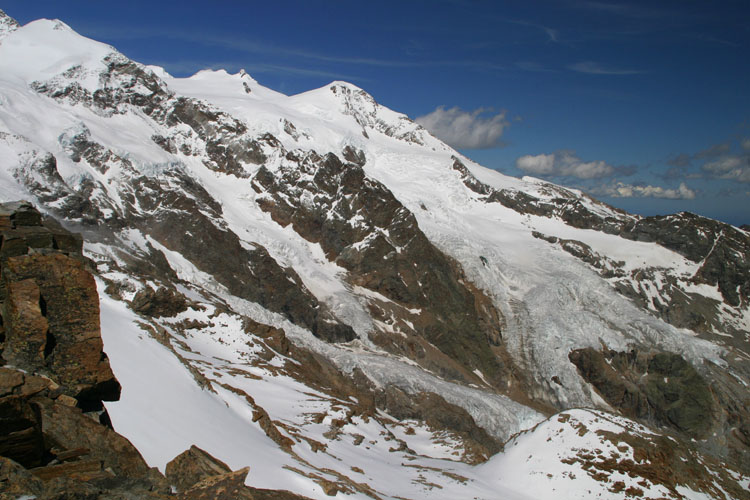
[[21, 53, 356, 343], [166, 446, 313, 499], [569, 348, 716, 438], [0, 395, 44, 468], [253, 152, 514, 387], [375, 385, 501, 460], [329, 83, 427, 145], [0, 202, 120, 411], [0, 456, 44, 498], [2, 278, 49, 366], [17, 130, 355, 343], [177, 467, 254, 500], [0, 8, 19, 39], [145, 205, 353, 342], [3, 254, 120, 410], [37, 398, 153, 477], [131, 286, 189, 318], [621, 213, 750, 308], [166, 445, 232, 492]]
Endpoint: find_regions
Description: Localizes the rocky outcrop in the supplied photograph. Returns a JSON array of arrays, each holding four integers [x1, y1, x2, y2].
[[620, 213, 750, 308], [1, 202, 120, 411], [15, 127, 355, 343], [166, 445, 233, 492], [0, 394, 44, 468], [131, 286, 189, 318], [166, 445, 312, 500], [329, 83, 427, 145], [0, 8, 19, 39], [21, 49, 356, 343], [177, 467, 254, 500], [375, 385, 501, 461], [569, 347, 716, 438], [253, 151, 516, 389], [3, 254, 121, 410]]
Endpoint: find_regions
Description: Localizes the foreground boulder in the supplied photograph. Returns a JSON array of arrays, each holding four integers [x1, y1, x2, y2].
[[166, 445, 232, 492], [1, 201, 120, 411], [177, 467, 254, 500], [166, 445, 312, 500], [2, 254, 120, 410]]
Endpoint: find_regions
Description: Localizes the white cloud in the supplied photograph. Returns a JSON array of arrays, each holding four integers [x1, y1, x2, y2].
[[515, 150, 615, 179], [703, 155, 750, 182], [594, 182, 696, 200], [741, 138, 750, 151], [415, 106, 509, 149]]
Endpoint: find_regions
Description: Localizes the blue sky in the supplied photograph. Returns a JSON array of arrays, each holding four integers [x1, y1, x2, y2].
[[3, 1, 749, 225]]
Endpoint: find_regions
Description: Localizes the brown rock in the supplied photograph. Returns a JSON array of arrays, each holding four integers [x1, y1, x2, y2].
[[0, 367, 24, 396], [17, 374, 54, 398], [177, 467, 254, 500], [2, 278, 49, 370], [375, 385, 501, 459], [131, 286, 188, 318], [569, 347, 717, 439], [247, 488, 314, 500], [0, 395, 45, 468], [166, 445, 231, 491], [30, 459, 105, 482], [32, 477, 101, 499], [0, 456, 44, 498], [0, 201, 42, 227], [2, 253, 120, 410], [38, 400, 150, 477], [51, 447, 89, 462], [55, 394, 78, 407]]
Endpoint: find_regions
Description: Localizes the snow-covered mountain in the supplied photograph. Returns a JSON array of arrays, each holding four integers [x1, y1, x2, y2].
[[1, 9, 748, 499]]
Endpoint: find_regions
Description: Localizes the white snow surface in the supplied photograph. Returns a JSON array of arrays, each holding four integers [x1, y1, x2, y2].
[[0, 16, 746, 499]]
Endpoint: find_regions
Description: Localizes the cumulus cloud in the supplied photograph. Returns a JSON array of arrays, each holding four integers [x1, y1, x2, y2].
[[515, 150, 616, 179], [594, 182, 696, 200], [415, 106, 509, 149], [702, 155, 750, 182], [666, 139, 748, 181]]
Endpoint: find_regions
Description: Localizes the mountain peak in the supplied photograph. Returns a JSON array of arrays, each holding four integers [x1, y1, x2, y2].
[[328, 79, 367, 92], [0, 16, 119, 88], [0, 8, 20, 39]]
